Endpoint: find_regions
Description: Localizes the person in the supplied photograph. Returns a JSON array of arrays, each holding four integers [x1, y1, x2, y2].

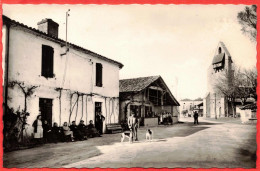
[[51, 122, 62, 143], [32, 115, 43, 144], [96, 112, 105, 135], [42, 120, 52, 143], [128, 111, 138, 141], [160, 113, 163, 124], [62, 122, 74, 141], [87, 120, 101, 137], [70, 121, 84, 141], [78, 120, 89, 139], [194, 111, 199, 125]]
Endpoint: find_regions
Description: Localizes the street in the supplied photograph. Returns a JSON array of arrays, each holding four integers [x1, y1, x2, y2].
[[3, 117, 256, 168]]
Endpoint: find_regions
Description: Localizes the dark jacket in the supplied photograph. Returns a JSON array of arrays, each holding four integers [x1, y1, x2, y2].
[[88, 123, 95, 129], [69, 125, 78, 132], [96, 115, 105, 123], [32, 119, 39, 133], [78, 123, 86, 131], [51, 126, 61, 135], [194, 113, 199, 118]]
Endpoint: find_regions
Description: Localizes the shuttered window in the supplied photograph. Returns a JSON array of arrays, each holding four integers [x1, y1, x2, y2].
[[41, 45, 54, 78], [96, 63, 103, 87]]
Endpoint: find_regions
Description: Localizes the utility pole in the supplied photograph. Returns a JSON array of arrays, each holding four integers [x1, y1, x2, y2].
[[65, 9, 70, 52], [61, 9, 70, 88], [215, 93, 217, 119]]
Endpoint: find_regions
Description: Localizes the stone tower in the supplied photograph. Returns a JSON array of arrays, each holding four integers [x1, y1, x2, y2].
[[204, 42, 233, 118]]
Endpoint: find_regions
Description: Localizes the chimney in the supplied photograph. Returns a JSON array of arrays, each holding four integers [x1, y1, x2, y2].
[[37, 18, 59, 38]]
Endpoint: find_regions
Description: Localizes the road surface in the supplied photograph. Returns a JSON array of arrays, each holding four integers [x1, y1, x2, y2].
[[3, 117, 256, 168]]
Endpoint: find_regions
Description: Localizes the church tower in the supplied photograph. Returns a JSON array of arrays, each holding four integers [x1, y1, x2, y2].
[[204, 42, 233, 118]]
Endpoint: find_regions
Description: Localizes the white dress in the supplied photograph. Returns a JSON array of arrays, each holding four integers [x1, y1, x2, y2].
[[34, 120, 43, 138]]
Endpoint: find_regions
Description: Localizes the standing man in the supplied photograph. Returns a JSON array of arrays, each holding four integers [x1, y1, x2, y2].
[[194, 111, 199, 125], [128, 111, 138, 141], [96, 111, 105, 135]]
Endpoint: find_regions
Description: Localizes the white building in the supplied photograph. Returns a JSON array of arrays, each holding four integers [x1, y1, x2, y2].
[[2, 15, 123, 133], [179, 98, 203, 116]]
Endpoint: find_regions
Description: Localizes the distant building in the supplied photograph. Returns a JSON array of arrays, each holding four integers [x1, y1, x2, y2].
[[204, 42, 233, 118], [2, 15, 123, 133], [180, 98, 203, 116], [119, 76, 180, 126]]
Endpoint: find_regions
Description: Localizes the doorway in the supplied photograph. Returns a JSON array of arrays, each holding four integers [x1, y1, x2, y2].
[[39, 98, 53, 125], [95, 102, 102, 124]]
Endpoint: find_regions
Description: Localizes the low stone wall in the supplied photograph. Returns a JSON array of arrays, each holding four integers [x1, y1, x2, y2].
[[144, 118, 158, 127]]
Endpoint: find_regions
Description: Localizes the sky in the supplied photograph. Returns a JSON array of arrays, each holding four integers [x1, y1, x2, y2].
[[2, 4, 257, 100]]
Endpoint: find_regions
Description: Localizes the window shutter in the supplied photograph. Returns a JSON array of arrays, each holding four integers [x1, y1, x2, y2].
[[96, 63, 103, 87], [41, 45, 54, 78]]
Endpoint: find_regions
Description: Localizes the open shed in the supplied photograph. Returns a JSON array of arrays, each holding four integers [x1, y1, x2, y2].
[[119, 76, 180, 126]]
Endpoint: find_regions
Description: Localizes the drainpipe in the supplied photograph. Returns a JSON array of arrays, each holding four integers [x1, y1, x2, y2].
[[4, 23, 10, 113]]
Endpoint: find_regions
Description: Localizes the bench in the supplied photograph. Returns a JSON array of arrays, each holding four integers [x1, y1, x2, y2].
[[249, 118, 257, 124], [106, 124, 123, 134]]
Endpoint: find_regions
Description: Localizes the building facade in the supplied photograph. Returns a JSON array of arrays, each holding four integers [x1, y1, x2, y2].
[[2, 16, 123, 133], [180, 98, 203, 116], [203, 42, 233, 118]]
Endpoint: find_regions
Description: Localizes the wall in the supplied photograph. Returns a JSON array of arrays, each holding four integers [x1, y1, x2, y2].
[[4, 24, 121, 133], [179, 100, 202, 115]]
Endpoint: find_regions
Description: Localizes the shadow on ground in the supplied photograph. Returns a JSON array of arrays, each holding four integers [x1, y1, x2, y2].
[[3, 122, 214, 168]]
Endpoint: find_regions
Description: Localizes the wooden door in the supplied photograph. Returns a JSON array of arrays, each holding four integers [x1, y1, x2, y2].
[[39, 98, 53, 125]]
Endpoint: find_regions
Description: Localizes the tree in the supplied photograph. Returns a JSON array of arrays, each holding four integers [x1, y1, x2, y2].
[[237, 5, 257, 41], [214, 66, 257, 117], [242, 67, 257, 100], [214, 66, 241, 117]]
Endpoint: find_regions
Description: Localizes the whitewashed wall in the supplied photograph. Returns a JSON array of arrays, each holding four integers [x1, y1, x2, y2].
[[3, 25, 121, 132]]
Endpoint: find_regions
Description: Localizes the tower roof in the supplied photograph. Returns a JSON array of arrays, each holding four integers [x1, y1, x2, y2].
[[212, 53, 225, 64], [219, 41, 231, 57]]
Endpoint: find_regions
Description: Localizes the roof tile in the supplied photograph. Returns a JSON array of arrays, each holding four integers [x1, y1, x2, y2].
[[119, 76, 160, 92]]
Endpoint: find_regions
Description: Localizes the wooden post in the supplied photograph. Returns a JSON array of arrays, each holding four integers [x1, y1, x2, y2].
[[147, 88, 149, 101], [161, 91, 164, 110]]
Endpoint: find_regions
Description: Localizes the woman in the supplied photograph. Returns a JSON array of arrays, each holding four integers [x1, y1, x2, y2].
[[62, 122, 74, 141], [32, 115, 43, 144]]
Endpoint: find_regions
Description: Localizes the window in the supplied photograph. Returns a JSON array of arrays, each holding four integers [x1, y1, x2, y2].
[[41, 45, 54, 78], [218, 47, 222, 54], [96, 63, 103, 87]]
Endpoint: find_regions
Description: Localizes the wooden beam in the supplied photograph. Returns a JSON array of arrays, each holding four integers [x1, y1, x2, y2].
[[149, 86, 163, 91]]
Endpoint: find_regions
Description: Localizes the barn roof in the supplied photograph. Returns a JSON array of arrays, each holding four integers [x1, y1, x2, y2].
[[119, 76, 180, 106], [2, 15, 123, 69], [119, 76, 160, 92]]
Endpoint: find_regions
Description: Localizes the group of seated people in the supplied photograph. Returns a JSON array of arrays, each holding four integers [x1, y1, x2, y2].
[[157, 112, 173, 125], [42, 120, 101, 143]]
